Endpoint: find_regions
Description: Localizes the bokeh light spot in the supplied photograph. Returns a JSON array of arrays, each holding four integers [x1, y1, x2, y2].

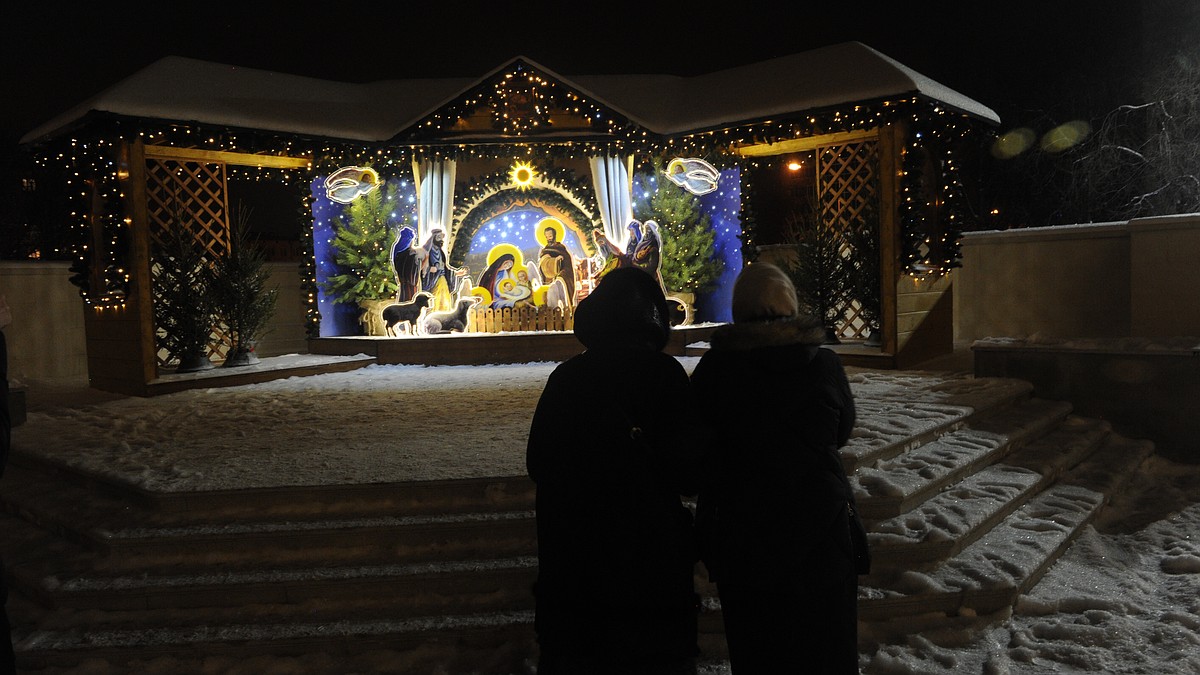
[[991, 128, 1036, 159], [1040, 120, 1091, 153]]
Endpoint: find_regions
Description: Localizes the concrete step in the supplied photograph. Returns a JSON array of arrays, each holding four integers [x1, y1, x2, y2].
[[857, 431, 1153, 621], [91, 509, 537, 570], [861, 481, 1106, 620], [864, 415, 1111, 570], [6, 455, 536, 520], [853, 398, 1072, 521], [20, 556, 538, 619], [1, 463, 538, 571], [842, 376, 1034, 472], [1057, 433, 1157, 498], [15, 610, 537, 674], [0, 372, 1154, 673], [865, 464, 1044, 569]]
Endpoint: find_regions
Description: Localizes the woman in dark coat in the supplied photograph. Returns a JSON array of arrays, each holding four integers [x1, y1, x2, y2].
[[527, 267, 704, 675], [690, 262, 861, 674]]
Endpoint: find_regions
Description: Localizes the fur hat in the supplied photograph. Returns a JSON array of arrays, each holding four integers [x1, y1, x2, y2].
[[730, 262, 799, 322]]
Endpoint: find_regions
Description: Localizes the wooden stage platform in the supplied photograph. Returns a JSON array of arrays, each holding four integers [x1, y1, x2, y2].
[[136, 324, 895, 397], [307, 324, 896, 369], [308, 324, 721, 366]]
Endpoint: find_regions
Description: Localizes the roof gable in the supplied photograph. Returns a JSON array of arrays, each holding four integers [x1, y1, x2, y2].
[[392, 56, 651, 144]]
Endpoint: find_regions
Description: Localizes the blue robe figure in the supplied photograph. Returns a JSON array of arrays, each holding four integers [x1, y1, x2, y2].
[[392, 227, 423, 302]]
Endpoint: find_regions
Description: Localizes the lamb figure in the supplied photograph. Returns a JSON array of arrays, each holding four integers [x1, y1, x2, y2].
[[423, 296, 481, 334]]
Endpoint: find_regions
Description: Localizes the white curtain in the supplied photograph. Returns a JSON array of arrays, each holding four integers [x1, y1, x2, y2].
[[589, 154, 634, 249], [413, 158, 457, 244]]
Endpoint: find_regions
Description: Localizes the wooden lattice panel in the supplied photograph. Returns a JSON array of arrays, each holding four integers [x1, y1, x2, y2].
[[817, 140, 879, 340], [145, 158, 233, 367]]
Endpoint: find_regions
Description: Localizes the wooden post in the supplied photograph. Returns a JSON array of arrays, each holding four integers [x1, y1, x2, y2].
[[877, 122, 904, 359], [126, 139, 158, 387]]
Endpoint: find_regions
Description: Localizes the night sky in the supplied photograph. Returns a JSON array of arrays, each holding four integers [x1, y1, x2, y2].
[[4, 1, 1193, 153]]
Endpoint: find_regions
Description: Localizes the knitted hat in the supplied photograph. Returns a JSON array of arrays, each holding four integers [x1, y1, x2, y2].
[[730, 262, 799, 322]]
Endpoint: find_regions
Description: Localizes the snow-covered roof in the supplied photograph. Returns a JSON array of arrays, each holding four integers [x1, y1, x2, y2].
[[568, 42, 1000, 134], [20, 41, 999, 147]]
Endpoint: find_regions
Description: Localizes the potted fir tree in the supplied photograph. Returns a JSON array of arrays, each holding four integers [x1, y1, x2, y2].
[[318, 181, 405, 335], [208, 207, 279, 367], [844, 204, 883, 346], [784, 215, 849, 344], [153, 223, 216, 372], [634, 159, 725, 322]]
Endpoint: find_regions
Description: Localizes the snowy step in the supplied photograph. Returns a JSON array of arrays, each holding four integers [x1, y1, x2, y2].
[[864, 416, 1112, 569], [866, 465, 1044, 569], [842, 400, 975, 473], [1056, 433, 1156, 498], [842, 375, 1034, 472], [858, 482, 1106, 620], [142, 475, 538, 520], [847, 372, 1032, 409], [853, 399, 1072, 521], [2, 465, 539, 571], [5, 456, 535, 521], [15, 610, 537, 674], [998, 415, 1114, 481], [90, 509, 538, 570], [23, 556, 538, 619], [0, 463, 148, 548]]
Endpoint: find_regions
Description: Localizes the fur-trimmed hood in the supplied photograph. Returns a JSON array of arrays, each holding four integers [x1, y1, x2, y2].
[[708, 315, 827, 352]]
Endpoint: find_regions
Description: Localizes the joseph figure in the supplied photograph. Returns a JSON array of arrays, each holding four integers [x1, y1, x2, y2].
[[538, 223, 575, 305]]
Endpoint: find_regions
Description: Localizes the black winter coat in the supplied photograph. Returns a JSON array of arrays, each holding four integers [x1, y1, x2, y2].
[[690, 316, 857, 590], [526, 268, 704, 666]]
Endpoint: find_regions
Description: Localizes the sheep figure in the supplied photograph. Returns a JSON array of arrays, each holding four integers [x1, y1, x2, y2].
[[381, 292, 432, 337], [423, 296, 481, 334]]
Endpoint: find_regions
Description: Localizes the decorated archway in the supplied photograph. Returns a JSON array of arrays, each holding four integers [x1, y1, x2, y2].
[[449, 167, 601, 268], [450, 189, 598, 267]]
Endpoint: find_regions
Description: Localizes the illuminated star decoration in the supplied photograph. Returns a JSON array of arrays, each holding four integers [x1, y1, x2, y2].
[[324, 166, 381, 204], [509, 161, 537, 190], [665, 157, 720, 196]]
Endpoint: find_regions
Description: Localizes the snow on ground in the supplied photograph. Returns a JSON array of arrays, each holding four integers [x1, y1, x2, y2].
[[14, 358, 557, 491], [858, 460, 1200, 674], [9, 354, 1000, 493], [8, 355, 1200, 674]]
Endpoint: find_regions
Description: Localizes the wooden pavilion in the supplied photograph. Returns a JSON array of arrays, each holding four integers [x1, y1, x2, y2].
[[19, 41, 998, 395]]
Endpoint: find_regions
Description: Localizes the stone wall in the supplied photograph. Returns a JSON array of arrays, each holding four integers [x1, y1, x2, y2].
[[955, 214, 1200, 343], [0, 261, 308, 381], [955, 222, 1132, 342], [0, 262, 88, 380]]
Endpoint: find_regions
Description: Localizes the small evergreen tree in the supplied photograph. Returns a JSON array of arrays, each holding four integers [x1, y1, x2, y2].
[[153, 220, 216, 371], [209, 206, 279, 365], [783, 211, 849, 339], [844, 202, 882, 340], [319, 180, 405, 305], [633, 160, 724, 296]]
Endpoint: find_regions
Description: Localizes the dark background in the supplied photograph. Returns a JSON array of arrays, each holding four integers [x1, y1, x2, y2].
[[4, 1, 1185, 146], [2, 0, 1197, 251]]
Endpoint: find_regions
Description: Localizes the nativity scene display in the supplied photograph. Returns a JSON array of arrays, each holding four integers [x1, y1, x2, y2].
[[313, 159, 725, 338]]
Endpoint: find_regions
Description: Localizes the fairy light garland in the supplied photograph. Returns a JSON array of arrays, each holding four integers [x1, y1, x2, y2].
[[409, 62, 637, 139], [28, 89, 986, 323], [897, 105, 975, 280]]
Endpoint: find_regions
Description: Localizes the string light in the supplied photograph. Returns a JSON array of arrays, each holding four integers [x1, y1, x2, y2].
[[29, 80, 985, 326]]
